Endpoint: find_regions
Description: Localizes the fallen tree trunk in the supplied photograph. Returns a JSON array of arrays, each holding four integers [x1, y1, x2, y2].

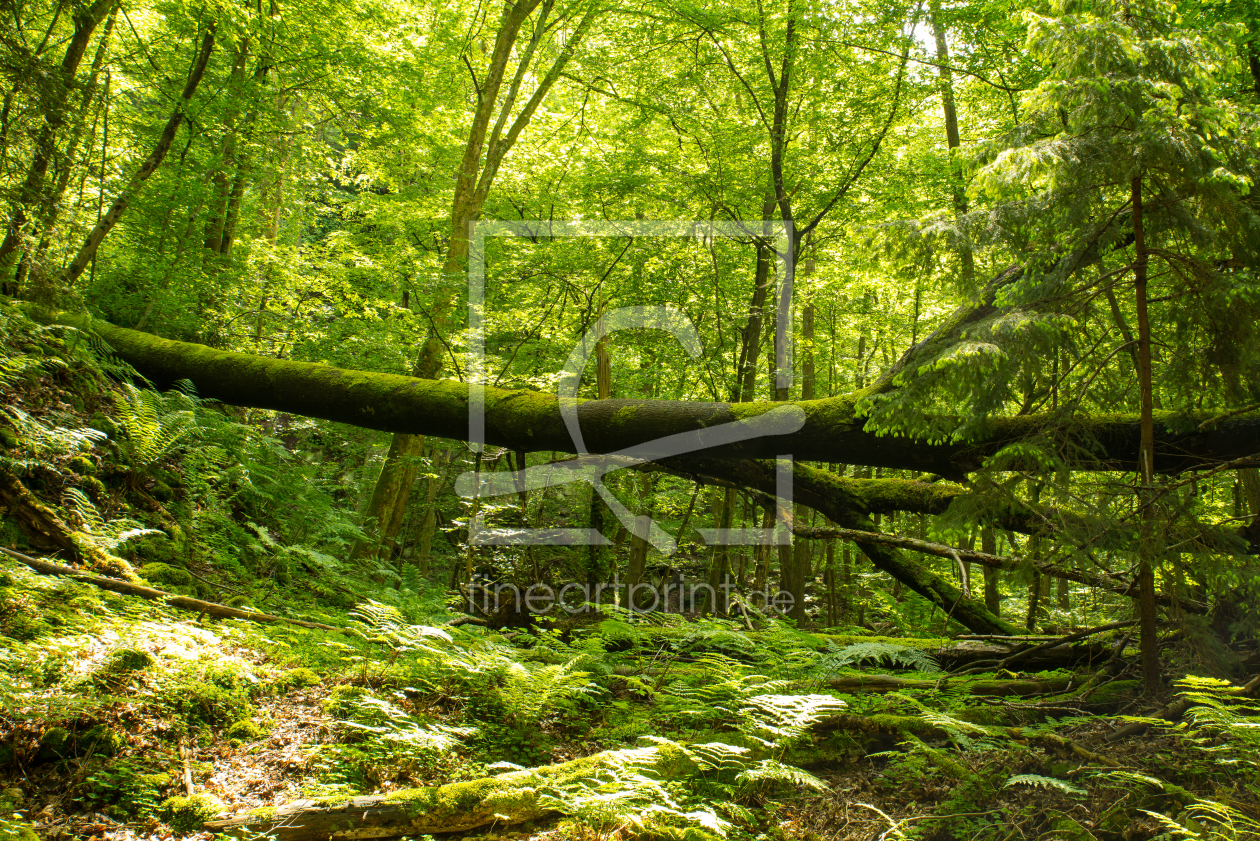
[[205, 712, 1117, 839], [38, 312, 1245, 632], [793, 524, 1158, 601], [203, 742, 703, 839], [666, 456, 1020, 635], [0, 546, 348, 633], [43, 311, 1260, 476], [824, 674, 1075, 696], [1102, 672, 1260, 742], [0, 470, 135, 577]]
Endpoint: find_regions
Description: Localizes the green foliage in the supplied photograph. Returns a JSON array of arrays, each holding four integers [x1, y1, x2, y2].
[[0, 406, 105, 476], [112, 383, 198, 476], [61, 487, 161, 553], [152, 660, 258, 727], [817, 641, 943, 674], [313, 685, 469, 789], [226, 719, 270, 742], [81, 759, 169, 819], [0, 812, 38, 841], [276, 667, 322, 690], [159, 793, 224, 832], [1004, 774, 1086, 796]]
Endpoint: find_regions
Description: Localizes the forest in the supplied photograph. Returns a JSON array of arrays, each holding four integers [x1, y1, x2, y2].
[[1, 0, 1259, 837]]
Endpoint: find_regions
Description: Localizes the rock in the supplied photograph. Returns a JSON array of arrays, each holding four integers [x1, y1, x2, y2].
[[36, 724, 125, 762], [80, 724, 126, 757]]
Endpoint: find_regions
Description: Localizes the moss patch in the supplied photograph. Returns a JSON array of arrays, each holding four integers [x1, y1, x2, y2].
[[276, 667, 321, 690], [160, 793, 224, 832]]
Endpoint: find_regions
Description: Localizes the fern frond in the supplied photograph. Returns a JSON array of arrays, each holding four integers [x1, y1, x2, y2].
[[1004, 774, 1086, 795], [736, 759, 830, 793], [113, 383, 198, 473], [817, 641, 942, 675]]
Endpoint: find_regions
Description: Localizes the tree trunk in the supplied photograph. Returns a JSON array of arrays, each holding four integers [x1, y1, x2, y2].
[[21, 5, 117, 296], [1132, 175, 1162, 695], [361, 2, 597, 545], [51, 313, 1260, 480], [981, 527, 1000, 615], [203, 37, 251, 257], [929, 0, 974, 285], [62, 23, 217, 288], [0, 0, 117, 285], [415, 448, 450, 576]]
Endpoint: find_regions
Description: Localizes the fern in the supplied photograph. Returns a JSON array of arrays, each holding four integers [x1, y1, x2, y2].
[[498, 659, 599, 727], [1177, 675, 1260, 756], [735, 759, 830, 793], [659, 654, 789, 732], [816, 641, 943, 675], [1004, 774, 1086, 796], [113, 383, 198, 474], [741, 693, 848, 748], [61, 487, 162, 552], [349, 600, 453, 654], [536, 737, 833, 839], [0, 407, 105, 473]]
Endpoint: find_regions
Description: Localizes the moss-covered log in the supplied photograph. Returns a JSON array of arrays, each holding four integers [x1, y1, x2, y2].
[[0, 470, 134, 578], [826, 674, 1074, 696], [203, 742, 701, 840], [46, 312, 1260, 476], [0, 546, 347, 633], [204, 707, 1124, 839]]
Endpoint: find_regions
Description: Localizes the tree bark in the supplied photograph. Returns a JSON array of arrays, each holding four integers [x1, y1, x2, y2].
[[981, 527, 1000, 615], [1132, 175, 1162, 695], [415, 448, 452, 575], [362, 2, 597, 554], [50, 314, 1260, 477], [929, 0, 974, 285], [21, 5, 118, 298], [0, 0, 117, 286]]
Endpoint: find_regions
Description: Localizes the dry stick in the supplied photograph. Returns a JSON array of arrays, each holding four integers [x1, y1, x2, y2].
[[0, 546, 350, 634], [955, 634, 1062, 641], [179, 744, 194, 797], [1103, 672, 1260, 743], [1012, 728, 1121, 767]]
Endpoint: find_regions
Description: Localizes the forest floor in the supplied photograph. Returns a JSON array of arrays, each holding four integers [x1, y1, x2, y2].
[[1, 553, 1257, 841], [0, 306, 1257, 841]]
